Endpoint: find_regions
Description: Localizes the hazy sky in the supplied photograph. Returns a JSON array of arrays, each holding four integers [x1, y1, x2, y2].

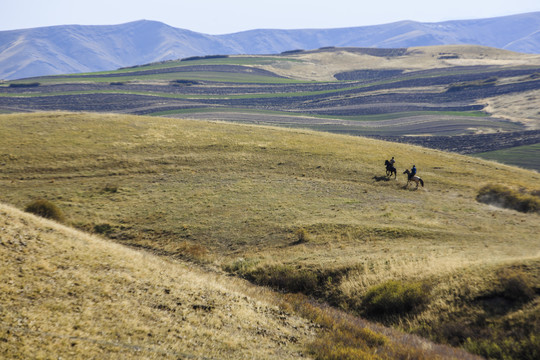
[[2, 0, 539, 34]]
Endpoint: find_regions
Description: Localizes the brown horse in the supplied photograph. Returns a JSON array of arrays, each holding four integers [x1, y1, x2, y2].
[[403, 169, 424, 188]]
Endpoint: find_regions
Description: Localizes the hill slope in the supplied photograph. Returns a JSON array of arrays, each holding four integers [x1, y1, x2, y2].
[[2, 46, 540, 170], [1, 112, 538, 359], [0, 202, 315, 359], [1, 12, 540, 80]]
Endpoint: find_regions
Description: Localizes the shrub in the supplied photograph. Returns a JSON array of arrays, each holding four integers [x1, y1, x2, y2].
[[94, 223, 113, 235], [294, 228, 311, 244], [24, 199, 65, 222], [222, 257, 260, 274], [465, 332, 540, 360], [103, 184, 118, 193], [477, 184, 540, 213], [497, 268, 536, 303], [246, 265, 319, 294], [362, 280, 431, 316]]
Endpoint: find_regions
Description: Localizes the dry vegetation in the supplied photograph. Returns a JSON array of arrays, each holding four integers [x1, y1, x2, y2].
[[481, 89, 540, 129], [1, 111, 539, 358], [260, 45, 540, 81], [0, 203, 314, 359], [0, 193, 479, 359]]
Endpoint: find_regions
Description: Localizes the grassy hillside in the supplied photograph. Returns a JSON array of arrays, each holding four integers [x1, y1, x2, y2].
[[1, 112, 539, 358], [0, 188, 479, 359], [0, 203, 314, 359]]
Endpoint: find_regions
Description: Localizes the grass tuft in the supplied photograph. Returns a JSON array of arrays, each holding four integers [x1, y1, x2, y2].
[[24, 199, 64, 222]]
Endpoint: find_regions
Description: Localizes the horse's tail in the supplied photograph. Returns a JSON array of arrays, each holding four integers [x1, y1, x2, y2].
[[419, 178, 424, 187]]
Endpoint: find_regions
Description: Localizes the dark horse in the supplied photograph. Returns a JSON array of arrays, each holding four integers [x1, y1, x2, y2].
[[403, 169, 424, 188], [385, 160, 397, 179]]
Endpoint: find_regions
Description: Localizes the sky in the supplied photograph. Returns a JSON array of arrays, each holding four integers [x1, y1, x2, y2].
[[2, 0, 540, 34]]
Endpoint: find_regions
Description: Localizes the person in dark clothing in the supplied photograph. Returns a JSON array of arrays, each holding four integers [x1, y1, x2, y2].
[[409, 165, 417, 180]]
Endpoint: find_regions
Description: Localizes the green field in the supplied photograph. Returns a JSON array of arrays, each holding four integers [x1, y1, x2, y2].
[[474, 143, 540, 172]]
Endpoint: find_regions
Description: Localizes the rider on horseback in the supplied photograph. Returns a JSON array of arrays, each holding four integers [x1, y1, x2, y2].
[[409, 165, 417, 180], [385, 157, 397, 178]]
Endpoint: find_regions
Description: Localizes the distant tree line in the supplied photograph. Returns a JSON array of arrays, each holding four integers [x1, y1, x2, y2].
[[181, 55, 229, 62], [9, 82, 40, 87]]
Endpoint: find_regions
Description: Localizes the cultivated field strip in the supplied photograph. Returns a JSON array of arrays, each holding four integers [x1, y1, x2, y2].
[[1, 47, 540, 170]]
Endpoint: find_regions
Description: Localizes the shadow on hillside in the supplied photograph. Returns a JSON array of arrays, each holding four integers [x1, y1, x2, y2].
[[372, 175, 392, 182]]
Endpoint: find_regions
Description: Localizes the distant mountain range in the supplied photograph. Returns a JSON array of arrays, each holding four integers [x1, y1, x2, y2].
[[1, 12, 540, 80]]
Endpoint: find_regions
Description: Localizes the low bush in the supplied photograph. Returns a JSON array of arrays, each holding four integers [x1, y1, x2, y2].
[[102, 184, 118, 193], [93, 223, 113, 235], [175, 241, 209, 262], [362, 280, 431, 316], [477, 184, 540, 213], [497, 268, 536, 303], [424, 265, 539, 359], [24, 199, 65, 222], [465, 330, 540, 360], [294, 227, 311, 244], [246, 265, 319, 294]]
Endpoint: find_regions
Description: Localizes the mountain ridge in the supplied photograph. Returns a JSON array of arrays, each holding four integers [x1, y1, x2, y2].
[[1, 12, 540, 80]]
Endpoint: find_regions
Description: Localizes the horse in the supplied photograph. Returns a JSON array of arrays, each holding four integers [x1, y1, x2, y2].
[[403, 169, 424, 189], [384, 160, 397, 179]]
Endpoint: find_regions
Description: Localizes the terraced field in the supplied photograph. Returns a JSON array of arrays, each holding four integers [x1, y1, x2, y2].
[[1, 46, 540, 170]]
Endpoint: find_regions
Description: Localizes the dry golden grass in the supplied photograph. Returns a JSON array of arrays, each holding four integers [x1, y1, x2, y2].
[[1, 111, 539, 358], [481, 89, 540, 129], [1, 112, 538, 275], [258, 45, 540, 81], [1, 202, 484, 359], [0, 203, 315, 359]]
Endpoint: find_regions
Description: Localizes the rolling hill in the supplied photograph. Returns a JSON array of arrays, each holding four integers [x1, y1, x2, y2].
[[0, 203, 315, 359], [1, 12, 540, 80], [1, 45, 540, 171], [1, 112, 538, 359]]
